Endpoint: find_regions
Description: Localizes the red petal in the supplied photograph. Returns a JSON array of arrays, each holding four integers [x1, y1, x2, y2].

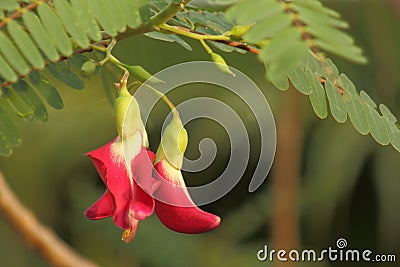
[[131, 150, 159, 195], [106, 161, 132, 229], [84, 190, 115, 220], [85, 138, 117, 183], [153, 160, 221, 234], [130, 149, 158, 220], [86, 138, 132, 229], [155, 202, 221, 234]]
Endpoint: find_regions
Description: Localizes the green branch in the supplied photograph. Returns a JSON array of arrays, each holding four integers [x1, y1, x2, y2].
[[150, 0, 192, 27], [158, 23, 230, 41]]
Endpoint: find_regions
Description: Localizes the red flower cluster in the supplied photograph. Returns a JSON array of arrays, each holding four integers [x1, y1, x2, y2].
[[84, 72, 220, 242]]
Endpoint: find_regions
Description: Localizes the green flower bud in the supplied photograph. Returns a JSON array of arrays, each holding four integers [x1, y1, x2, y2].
[[210, 52, 235, 76], [156, 115, 188, 169], [81, 61, 96, 77], [125, 65, 163, 84], [113, 72, 144, 139], [225, 23, 254, 38]]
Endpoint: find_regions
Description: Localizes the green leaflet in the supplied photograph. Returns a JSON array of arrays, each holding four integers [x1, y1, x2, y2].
[[244, 13, 291, 43], [322, 59, 339, 82], [88, 0, 119, 36], [307, 71, 328, 119], [54, 0, 90, 48], [260, 27, 302, 63], [0, 0, 157, 156], [360, 91, 390, 145], [0, 54, 18, 82], [0, 31, 30, 75], [12, 80, 47, 122], [180, 10, 233, 34], [304, 53, 324, 77], [70, 0, 102, 41], [325, 79, 347, 123], [293, 0, 341, 18], [38, 3, 72, 56], [127, 0, 151, 28], [363, 104, 390, 145], [338, 73, 357, 95], [268, 42, 309, 84], [260, 28, 304, 80], [315, 40, 367, 65], [48, 62, 85, 90], [288, 67, 312, 95], [22, 10, 60, 62], [0, 0, 18, 10], [29, 71, 63, 110], [379, 104, 397, 123], [225, 0, 281, 24], [208, 40, 246, 54], [145, 32, 192, 51], [294, 4, 348, 29], [383, 118, 400, 152], [204, 11, 233, 33], [0, 103, 21, 147], [107, 0, 128, 33], [343, 92, 369, 135], [226, 0, 367, 66], [7, 20, 46, 70], [2, 86, 33, 117], [268, 75, 289, 91], [0, 134, 12, 156], [359, 90, 376, 108]]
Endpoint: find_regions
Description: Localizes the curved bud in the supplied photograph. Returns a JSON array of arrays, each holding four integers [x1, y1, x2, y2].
[[225, 23, 254, 38], [210, 53, 235, 76], [155, 114, 188, 169]]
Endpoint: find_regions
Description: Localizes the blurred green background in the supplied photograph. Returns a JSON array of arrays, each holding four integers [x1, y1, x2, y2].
[[0, 1, 399, 266]]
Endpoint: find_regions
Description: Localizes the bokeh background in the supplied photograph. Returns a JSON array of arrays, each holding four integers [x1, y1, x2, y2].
[[0, 1, 399, 266]]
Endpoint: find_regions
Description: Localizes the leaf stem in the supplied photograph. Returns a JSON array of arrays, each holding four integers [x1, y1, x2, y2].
[[140, 83, 179, 118], [159, 23, 230, 41], [90, 39, 127, 71], [200, 39, 213, 54], [150, 0, 192, 27]]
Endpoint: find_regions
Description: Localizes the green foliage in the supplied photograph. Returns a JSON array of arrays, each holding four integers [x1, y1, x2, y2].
[[0, 0, 151, 156], [223, 0, 400, 152], [0, 0, 399, 156]]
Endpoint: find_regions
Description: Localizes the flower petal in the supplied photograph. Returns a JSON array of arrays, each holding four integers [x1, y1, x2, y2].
[[106, 160, 132, 229], [85, 190, 115, 220], [131, 149, 159, 195], [87, 138, 132, 229], [130, 149, 158, 220], [153, 160, 221, 234], [85, 138, 118, 183], [155, 202, 221, 234]]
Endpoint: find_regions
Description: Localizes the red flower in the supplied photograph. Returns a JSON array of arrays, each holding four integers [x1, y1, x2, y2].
[[85, 137, 220, 242], [84, 136, 158, 242], [84, 71, 220, 242]]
